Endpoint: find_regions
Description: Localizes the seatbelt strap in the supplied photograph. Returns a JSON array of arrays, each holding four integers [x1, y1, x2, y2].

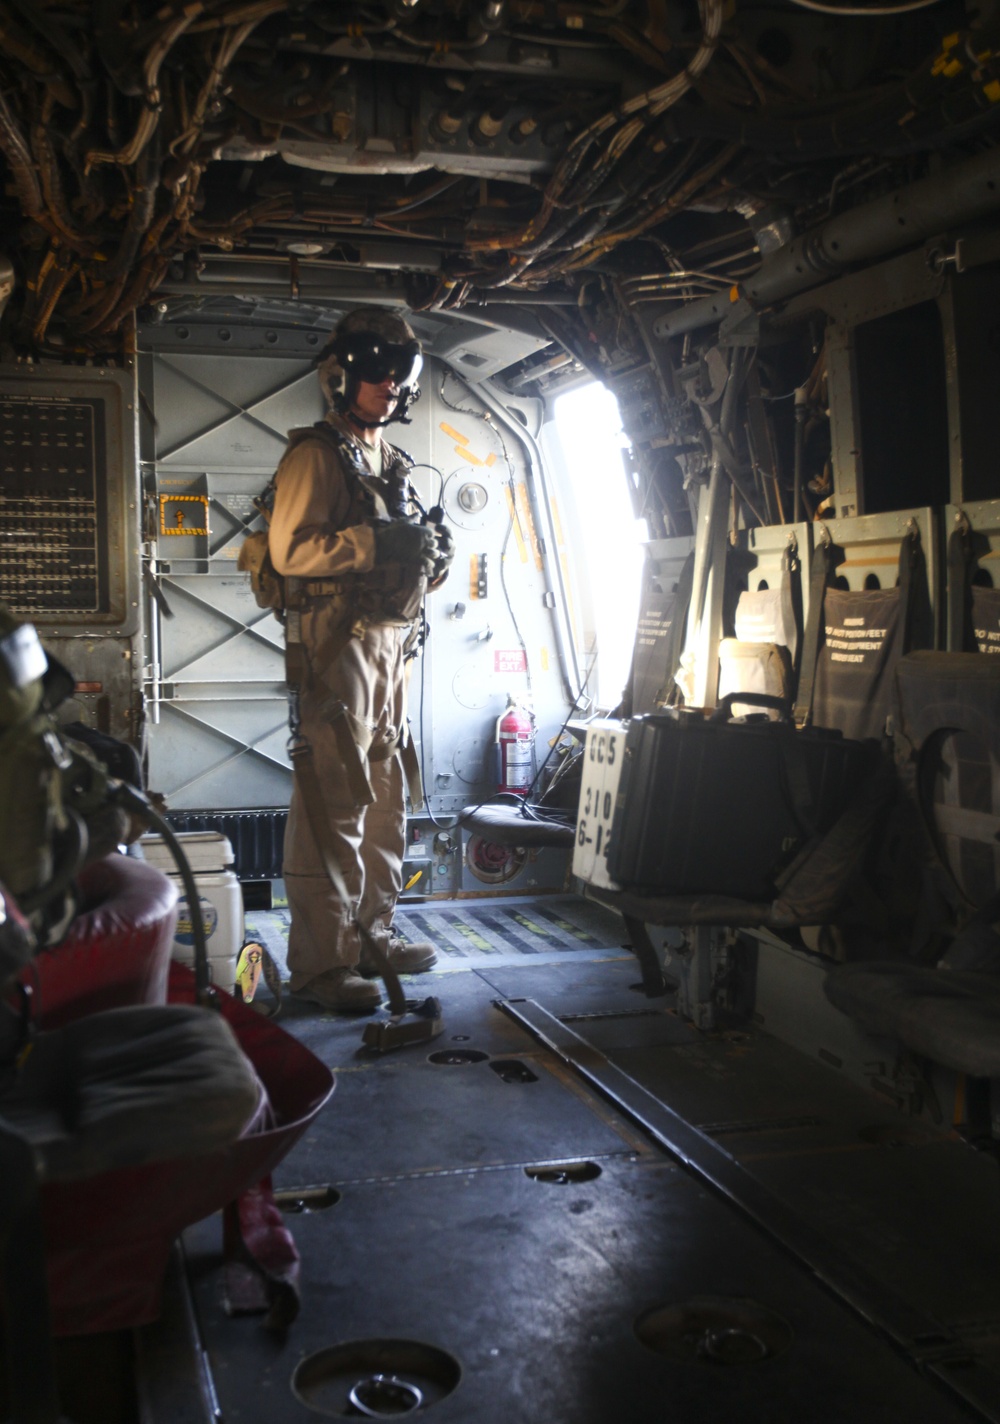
[[622, 915, 668, 997], [897, 527, 915, 648], [897, 524, 930, 654], [398, 728, 424, 812], [780, 731, 818, 837], [793, 539, 831, 728], [947, 515, 974, 652], [656, 550, 696, 706], [780, 542, 800, 670]]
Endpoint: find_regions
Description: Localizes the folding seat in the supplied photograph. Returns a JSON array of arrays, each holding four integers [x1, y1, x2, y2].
[[597, 513, 935, 931], [825, 651, 1000, 1103]]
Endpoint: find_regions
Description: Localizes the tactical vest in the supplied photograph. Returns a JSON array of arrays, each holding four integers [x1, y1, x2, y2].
[[238, 421, 428, 626]]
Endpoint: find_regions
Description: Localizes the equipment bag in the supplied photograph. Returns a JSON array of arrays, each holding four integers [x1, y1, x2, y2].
[[608, 701, 868, 900]]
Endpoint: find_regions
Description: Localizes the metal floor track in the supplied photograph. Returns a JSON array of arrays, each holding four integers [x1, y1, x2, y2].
[[138, 933, 1000, 1424]]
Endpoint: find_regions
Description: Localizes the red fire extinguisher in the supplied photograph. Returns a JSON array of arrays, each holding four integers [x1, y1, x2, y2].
[[496, 696, 535, 794]]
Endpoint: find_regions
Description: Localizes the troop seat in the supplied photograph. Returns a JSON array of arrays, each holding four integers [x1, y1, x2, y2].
[[824, 963, 1000, 1080], [584, 521, 934, 968], [824, 652, 1000, 1099], [19, 852, 178, 1027]]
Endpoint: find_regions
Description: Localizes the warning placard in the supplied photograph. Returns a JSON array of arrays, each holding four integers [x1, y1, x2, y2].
[[813, 586, 901, 741], [972, 585, 1000, 654], [494, 649, 527, 674]]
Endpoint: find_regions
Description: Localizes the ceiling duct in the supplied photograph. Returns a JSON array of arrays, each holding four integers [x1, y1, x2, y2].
[[653, 145, 1000, 341]]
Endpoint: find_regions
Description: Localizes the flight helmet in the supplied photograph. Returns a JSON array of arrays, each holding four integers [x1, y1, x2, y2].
[[318, 307, 423, 424]]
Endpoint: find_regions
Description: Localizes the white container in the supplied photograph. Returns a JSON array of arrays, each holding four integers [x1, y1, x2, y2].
[[140, 830, 235, 876], [139, 833, 244, 993]]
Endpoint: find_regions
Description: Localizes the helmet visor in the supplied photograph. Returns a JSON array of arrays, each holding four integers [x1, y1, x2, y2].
[[335, 332, 423, 388]]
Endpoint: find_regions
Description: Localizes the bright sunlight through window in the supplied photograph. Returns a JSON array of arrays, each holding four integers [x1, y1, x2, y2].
[[553, 382, 647, 709]]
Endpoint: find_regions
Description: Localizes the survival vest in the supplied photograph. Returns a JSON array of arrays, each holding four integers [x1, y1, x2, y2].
[[238, 421, 427, 626]]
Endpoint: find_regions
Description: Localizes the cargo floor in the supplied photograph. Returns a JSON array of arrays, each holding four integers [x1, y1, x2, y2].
[[142, 897, 1000, 1423]]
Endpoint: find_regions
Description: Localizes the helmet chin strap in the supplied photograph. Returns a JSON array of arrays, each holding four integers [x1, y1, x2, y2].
[[346, 409, 392, 431]]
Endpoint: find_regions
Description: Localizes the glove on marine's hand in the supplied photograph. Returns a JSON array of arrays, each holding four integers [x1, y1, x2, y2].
[[373, 520, 439, 574], [430, 522, 455, 582]]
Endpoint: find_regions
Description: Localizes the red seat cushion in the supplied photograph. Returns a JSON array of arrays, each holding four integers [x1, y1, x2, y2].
[[19, 854, 178, 1029]]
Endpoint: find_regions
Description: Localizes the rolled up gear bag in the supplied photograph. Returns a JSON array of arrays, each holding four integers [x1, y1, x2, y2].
[[607, 700, 869, 900]]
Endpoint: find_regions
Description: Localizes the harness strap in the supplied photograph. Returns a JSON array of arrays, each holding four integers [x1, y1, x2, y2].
[[284, 630, 308, 695], [299, 578, 352, 598], [398, 729, 425, 812]]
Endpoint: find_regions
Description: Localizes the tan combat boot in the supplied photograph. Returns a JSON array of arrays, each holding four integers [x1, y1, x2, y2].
[[359, 935, 438, 977], [291, 967, 382, 1012]]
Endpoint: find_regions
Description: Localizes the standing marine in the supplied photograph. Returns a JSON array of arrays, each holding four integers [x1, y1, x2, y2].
[[267, 307, 454, 1011]]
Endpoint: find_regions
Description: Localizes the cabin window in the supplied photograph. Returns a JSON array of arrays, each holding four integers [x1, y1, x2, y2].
[[552, 381, 646, 708], [853, 301, 950, 514]]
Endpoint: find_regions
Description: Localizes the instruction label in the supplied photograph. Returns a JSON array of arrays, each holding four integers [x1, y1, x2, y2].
[[572, 719, 626, 891]]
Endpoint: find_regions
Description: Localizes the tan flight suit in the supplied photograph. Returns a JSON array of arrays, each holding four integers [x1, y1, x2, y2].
[[268, 413, 420, 990]]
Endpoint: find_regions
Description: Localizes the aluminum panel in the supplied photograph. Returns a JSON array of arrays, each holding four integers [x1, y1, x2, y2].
[[141, 334, 577, 846]]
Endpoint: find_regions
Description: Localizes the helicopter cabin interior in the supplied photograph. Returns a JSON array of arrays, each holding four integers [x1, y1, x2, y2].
[[2, 0, 1000, 1421]]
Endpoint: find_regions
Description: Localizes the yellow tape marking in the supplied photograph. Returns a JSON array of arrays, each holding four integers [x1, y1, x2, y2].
[[504, 485, 528, 563], [440, 422, 469, 445], [454, 922, 494, 951], [159, 493, 209, 536], [515, 483, 543, 570]]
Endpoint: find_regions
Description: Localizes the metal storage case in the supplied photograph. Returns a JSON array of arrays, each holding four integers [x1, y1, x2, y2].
[[607, 710, 868, 900]]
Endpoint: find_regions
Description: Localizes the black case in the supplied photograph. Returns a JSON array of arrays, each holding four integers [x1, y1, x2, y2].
[[607, 708, 868, 900]]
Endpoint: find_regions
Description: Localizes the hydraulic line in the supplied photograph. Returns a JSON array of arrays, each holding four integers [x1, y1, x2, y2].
[[654, 142, 1000, 339]]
